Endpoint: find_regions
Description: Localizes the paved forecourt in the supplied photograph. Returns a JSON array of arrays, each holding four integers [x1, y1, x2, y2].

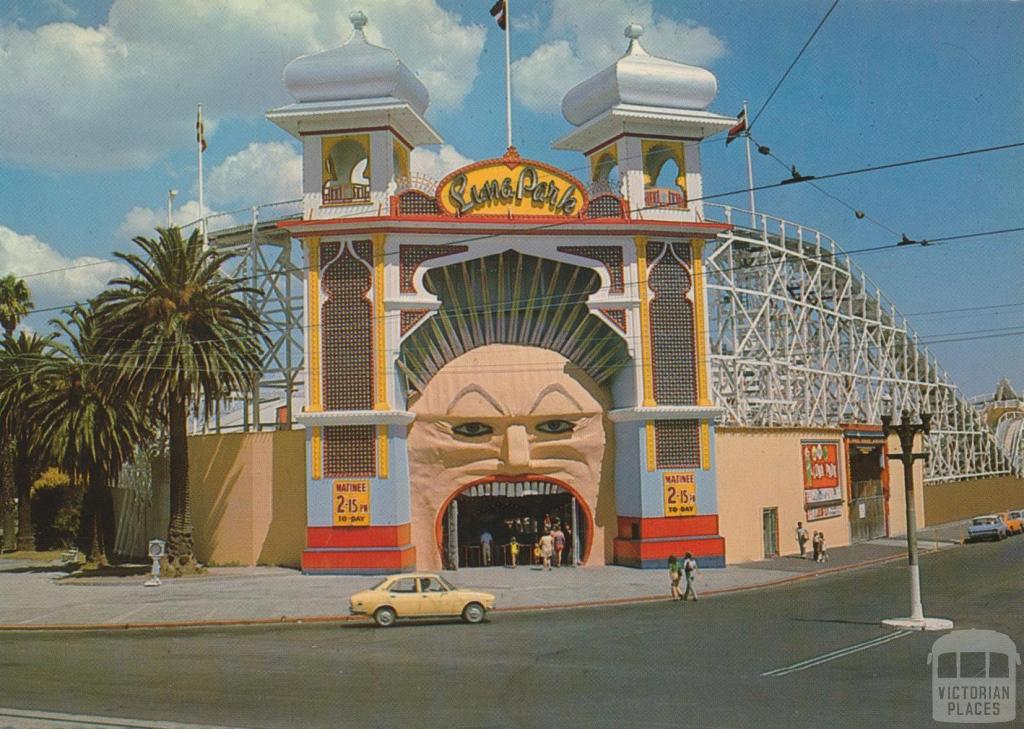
[[0, 524, 965, 630]]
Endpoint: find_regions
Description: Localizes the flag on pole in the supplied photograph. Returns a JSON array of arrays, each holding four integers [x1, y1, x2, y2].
[[196, 106, 208, 152], [726, 108, 747, 146], [490, 0, 507, 30]]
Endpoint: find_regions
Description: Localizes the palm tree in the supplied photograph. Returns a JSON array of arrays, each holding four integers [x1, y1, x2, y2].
[[94, 227, 266, 572], [0, 274, 32, 551], [32, 304, 152, 565], [0, 274, 32, 335], [0, 331, 54, 551]]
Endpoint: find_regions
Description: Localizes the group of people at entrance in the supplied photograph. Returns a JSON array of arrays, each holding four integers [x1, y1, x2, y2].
[[796, 521, 830, 563], [481, 516, 570, 569], [668, 553, 698, 601]]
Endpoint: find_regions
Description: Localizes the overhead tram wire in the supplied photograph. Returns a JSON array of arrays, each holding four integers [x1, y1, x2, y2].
[[55, 223, 1024, 353], [12, 138, 1024, 303], [17, 220, 1024, 334], [748, 0, 841, 132]]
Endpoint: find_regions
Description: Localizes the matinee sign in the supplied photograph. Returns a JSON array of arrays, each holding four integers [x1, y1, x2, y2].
[[333, 480, 370, 527], [437, 151, 588, 218], [663, 472, 697, 517]]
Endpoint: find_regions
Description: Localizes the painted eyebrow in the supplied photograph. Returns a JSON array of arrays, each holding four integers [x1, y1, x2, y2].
[[446, 384, 507, 416], [528, 383, 583, 414]]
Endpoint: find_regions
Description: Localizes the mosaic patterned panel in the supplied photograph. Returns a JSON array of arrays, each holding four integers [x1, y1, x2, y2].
[[598, 308, 627, 333], [400, 309, 431, 336], [324, 425, 376, 478], [648, 242, 697, 406], [320, 241, 375, 476], [557, 245, 624, 294], [586, 195, 625, 219], [399, 244, 470, 294], [655, 419, 701, 469], [397, 191, 440, 216]]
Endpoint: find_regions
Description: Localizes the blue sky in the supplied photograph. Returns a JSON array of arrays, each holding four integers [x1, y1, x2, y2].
[[0, 0, 1020, 396]]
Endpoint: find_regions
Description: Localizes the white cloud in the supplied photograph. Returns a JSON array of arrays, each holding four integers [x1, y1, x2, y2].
[[207, 142, 302, 207], [0, 1, 486, 171], [410, 145, 474, 181], [0, 225, 127, 308], [512, 0, 727, 114]]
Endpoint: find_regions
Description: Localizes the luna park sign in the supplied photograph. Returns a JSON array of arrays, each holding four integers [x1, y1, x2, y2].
[[436, 150, 588, 218]]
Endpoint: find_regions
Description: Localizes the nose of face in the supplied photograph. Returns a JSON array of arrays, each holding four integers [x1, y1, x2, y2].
[[501, 424, 531, 468]]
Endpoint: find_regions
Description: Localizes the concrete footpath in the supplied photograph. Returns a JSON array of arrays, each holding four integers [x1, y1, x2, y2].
[[0, 521, 969, 631]]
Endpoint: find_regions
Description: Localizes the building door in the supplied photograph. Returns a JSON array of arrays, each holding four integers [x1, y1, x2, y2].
[[762, 507, 779, 558], [848, 442, 887, 542]]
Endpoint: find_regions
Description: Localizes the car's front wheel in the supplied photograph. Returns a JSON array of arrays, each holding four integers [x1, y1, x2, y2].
[[462, 602, 486, 624], [374, 606, 397, 627]]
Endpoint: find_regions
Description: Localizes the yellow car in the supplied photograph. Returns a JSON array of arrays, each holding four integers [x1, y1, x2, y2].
[[349, 573, 496, 627], [1002, 510, 1024, 535]]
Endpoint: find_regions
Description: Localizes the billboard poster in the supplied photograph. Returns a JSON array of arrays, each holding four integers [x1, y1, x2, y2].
[[663, 472, 697, 517], [801, 441, 842, 519], [333, 480, 370, 527]]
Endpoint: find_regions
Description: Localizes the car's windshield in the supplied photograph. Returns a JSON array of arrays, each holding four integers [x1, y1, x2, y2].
[[973, 517, 995, 525], [436, 575, 456, 591], [370, 578, 389, 590]]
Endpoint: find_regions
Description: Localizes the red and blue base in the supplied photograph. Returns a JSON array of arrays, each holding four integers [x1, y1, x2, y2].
[[301, 524, 416, 574], [613, 515, 726, 569]]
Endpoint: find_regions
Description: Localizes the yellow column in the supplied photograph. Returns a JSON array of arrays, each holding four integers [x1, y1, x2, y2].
[[635, 236, 657, 471], [373, 233, 389, 478], [307, 238, 323, 479], [691, 238, 712, 470]]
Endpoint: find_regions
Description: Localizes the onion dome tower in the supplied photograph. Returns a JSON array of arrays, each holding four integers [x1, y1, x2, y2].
[[267, 10, 442, 218], [553, 23, 734, 221]]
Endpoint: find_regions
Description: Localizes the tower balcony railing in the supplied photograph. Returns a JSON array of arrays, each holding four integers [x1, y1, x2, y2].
[[644, 187, 687, 209]]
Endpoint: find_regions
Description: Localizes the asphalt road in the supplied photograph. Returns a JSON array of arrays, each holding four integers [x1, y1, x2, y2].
[[1, 536, 1021, 729]]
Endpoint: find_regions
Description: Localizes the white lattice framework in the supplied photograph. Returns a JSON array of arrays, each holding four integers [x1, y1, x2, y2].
[[702, 203, 1018, 483]]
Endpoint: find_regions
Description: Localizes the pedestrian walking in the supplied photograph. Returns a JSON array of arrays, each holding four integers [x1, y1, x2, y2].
[[480, 530, 493, 566], [539, 531, 555, 570], [682, 552, 698, 601], [668, 555, 682, 601], [796, 521, 809, 558], [551, 526, 566, 567], [812, 531, 823, 562], [509, 537, 519, 568], [817, 532, 829, 563]]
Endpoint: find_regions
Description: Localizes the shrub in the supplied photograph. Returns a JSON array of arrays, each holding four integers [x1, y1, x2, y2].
[[31, 468, 82, 550]]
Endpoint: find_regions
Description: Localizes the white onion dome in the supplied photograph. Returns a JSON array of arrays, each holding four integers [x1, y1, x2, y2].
[[561, 23, 718, 127], [283, 10, 429, 114]]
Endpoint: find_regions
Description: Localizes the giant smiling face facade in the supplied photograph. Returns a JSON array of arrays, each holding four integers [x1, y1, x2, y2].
[[407, 344, 615, 570]]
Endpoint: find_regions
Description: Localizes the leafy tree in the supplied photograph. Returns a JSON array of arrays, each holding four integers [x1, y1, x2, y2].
[[0, 331, 54, 551], [0, 274, 32, 336], [0, 274, 32, 551], [94, 228, 266, 573], [32, 305, 152, 565]]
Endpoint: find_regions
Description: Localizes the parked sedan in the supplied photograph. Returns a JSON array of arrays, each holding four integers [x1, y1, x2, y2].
[[349, 573, 496, 627], [1003, 510, 1024, 535], [966, 515, 1008, 543]]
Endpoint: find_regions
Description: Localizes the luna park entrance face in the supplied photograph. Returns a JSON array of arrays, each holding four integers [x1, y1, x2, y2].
[[440, 479, 588, 568]]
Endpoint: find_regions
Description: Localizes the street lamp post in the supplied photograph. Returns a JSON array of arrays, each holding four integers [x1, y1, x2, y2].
[[167, 189, 178, 227], [880, 409, 952, 631]]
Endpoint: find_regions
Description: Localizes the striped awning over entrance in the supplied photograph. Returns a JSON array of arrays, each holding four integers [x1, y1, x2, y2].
[[460, 480, 566, 498]]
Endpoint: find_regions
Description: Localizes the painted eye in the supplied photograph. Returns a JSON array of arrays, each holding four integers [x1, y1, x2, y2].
[[452, 422, 494, 437], [536, 419, 574, 434]]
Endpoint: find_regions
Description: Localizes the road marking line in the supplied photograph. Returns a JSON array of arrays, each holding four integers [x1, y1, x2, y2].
[[761, 630, 913, 677], [0, 707, 253, 729]]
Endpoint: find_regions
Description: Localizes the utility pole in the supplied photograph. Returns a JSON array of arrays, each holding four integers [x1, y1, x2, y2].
[[880, 409, 952, 631]]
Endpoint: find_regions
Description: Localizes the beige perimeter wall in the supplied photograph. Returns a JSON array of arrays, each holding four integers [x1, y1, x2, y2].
[[188, 430, 307, 567], [715, 427, 925, 565], [923, 476, 1024, 526]]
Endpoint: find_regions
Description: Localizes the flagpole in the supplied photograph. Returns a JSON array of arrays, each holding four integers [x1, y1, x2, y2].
[[504, 0, 513, 150], [742, 100, 757, 226], [197, 103, 208, 248]]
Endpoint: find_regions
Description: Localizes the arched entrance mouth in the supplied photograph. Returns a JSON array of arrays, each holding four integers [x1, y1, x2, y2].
[[435, 476, 594, 569]]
